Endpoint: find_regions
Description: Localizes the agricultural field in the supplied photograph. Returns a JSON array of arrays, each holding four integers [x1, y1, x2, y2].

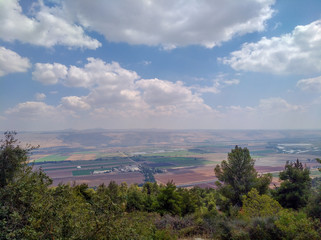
[[18, 129, 321, 187]]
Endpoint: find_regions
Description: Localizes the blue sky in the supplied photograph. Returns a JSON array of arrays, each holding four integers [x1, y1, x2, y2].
[[0, 0, 321, 131]]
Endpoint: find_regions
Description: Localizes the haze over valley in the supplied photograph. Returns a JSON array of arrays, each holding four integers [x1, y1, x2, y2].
[[13, 129, 320, 187]]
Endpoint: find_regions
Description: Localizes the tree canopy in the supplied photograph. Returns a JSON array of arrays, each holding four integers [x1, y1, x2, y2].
[[274, 159, 311, 210], [214, 146, 271, 207]]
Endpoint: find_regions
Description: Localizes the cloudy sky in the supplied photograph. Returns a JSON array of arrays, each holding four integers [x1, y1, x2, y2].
[[1, 0, 321, 131]]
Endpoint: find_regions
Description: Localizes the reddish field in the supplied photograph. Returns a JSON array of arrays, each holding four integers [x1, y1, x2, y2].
[[51, 172, 144, 187], [155, 165, 288, 188], [66, 153, 97, 161], [155, 165, 218, 186]]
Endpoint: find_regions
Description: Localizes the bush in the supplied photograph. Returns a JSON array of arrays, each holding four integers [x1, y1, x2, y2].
[[275, 210, 320, 240]]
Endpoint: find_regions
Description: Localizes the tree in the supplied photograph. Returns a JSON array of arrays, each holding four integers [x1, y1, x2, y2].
[[0, 132, 53, 239], [0, 131, 37, 187], [241, 188, 282, 218], [306, 157, 321, 220], [274, 159, 311, 209], [126, 184, 145, 212], [214, 146, 271, 207], [156, 181, 182, 216], [177, 188, 198, 216]]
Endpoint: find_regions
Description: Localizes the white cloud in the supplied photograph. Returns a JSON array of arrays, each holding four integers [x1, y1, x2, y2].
[[63, 0, 274, 48], [297, 76, 321, 92], [213, 98, 308, 129], [197, 81, 221, 94], [3, 101, 73, 131], [0, 0, 100, 49], [28, 58, 214, 126], [226, 105, 255, 112], [35, 93, 46, 101], [136, 78, 207, 108], [0, 46, 30, 77], [196, 77, 240, 94], [258, 97, 302, 113], [33, 58, 139, 89], [33, 63, 67, 85], [5, 101, 57, 119], [222, 19, 321, 74], [224, 79, 240, 86], [32, 58, 145, 112], [60, 96, 90, 111], [65, 58, 139, 89]]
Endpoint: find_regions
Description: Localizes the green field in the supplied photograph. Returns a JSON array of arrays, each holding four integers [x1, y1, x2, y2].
[[144, 150, 194, 157], [72, 168, 112, 176], [34, 155, 69, 163], [133, 156, 211, 168], [311, 169, 321, 177], [251, 149, 276, 155]]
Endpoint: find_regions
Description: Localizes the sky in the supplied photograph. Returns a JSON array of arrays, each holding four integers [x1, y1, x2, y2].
[[0, 0, 321, 131]]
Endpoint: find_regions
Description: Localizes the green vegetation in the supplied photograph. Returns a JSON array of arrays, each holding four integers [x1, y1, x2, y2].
[[38, 158, 134, 176], [1, 132, 321, 240], [72, 169, 93, 176], [273, 159, 311, 209], [251, 149, 276, 155], [241, 188, 282, 218], [144, 150, 194, 157], [132, 155, 211, 168], [214, 146, 272, 208], [34, 154, 69, 163], [72, 168, 112, 176]]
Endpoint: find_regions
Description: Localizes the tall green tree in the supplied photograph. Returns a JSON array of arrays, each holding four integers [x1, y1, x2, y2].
[[214, 146, 271, 207], [0, 131, 37, 187], [156, 181, 182, 216], [0, 132, 53, 239], [274, 159, 311, 210]]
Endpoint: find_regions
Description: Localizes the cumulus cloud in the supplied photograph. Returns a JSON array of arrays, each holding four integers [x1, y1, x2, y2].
[[60, 96, 90, 111], [222, 19, 321, 74], [0, 0, 100, 49], [5, 101, 57, 119], [3, 101, 73, 130], [30, 57, 213, 123], [137, 79, 201, 106], [63, 0, 274, 48], [0, 46, 30, 77], [32, 58, 144, 113], [32, 63, 68, 85], [64, 58, 139, 89], [297, 76, 321, 92]]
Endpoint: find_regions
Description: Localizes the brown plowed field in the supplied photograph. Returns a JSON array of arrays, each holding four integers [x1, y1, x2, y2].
[[155, 165, 217, 186], [66, 153, 97, 161], [51, 172, 144, 187]]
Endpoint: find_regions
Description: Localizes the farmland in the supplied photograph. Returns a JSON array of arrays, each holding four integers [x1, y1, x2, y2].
[[18, 129, 321, 187]]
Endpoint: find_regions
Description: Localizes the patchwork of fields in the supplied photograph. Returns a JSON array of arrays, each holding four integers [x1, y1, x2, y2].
[[23, 129, 321, 187]]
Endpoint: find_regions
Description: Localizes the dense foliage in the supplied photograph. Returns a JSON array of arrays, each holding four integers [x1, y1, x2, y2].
[[273, 159, 311, 209], [214, 146, 272, 209], [0, 132, 320, 239]]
